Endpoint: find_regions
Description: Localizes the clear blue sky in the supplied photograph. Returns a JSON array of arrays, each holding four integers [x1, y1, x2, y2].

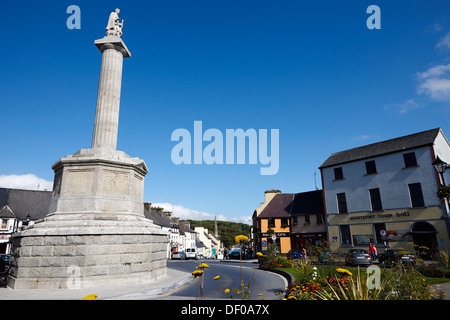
[[2, 1, 450, 223]]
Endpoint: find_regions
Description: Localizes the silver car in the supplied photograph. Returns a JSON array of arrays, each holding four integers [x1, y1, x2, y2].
[[345, 249, 372, 266], [171, 251, 186, 260]]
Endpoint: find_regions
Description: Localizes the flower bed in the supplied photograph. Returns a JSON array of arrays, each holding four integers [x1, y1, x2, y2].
[[284, 265, 446, 300]]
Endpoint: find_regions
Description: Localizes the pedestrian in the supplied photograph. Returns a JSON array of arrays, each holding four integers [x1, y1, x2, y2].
[[369, 243, 377, 260]]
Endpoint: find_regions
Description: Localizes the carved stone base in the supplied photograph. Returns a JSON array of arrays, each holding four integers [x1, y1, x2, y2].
[[8, 213, 168, 289]]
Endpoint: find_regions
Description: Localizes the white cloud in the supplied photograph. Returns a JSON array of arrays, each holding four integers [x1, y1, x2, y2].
[[152, 202, 252, 225], [417, 64, 450, 102], [0, 174, 53, 191], [384, 99, 423, 114], [436, 33, 450, 50], [417, 64, 450, 79], [355, 135, 371, 141]]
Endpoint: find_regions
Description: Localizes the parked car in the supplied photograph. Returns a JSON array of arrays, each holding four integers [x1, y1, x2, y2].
[[172, 251, 186, 260], [286, 250, 304, 260], [345, 249, 371, 266], [318, 251, 334, 265], [0, 255, 10, 266], [378, 249, 416, 266], [185, 248, 197, 260], [229, 248, 241, 259]]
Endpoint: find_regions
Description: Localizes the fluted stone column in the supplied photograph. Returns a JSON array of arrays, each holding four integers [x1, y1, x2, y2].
[[92, 40, 130, 150]]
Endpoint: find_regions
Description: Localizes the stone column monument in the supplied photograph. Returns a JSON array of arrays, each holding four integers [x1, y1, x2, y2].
[[8, 9, 168, 289]]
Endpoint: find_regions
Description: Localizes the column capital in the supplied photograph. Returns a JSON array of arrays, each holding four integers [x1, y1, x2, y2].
[[95, 36, 131, 58]]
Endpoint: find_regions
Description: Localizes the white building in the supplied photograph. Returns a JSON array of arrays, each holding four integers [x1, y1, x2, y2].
[[0, 188, 52, 255], [179, 221, 197, 250], [320, 128, 450, 256]]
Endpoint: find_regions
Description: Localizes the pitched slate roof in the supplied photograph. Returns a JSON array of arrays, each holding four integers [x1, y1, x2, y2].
[[258, 193, 294, 218], [319, 128, 442, 169], [0, 205, 16, 218], [289, 190, 324, 216], [0, 188, 52, 221], [144, 208, 173, 228]]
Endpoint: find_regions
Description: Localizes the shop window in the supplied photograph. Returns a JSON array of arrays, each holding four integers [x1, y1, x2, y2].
[[340, 225, 352, 245], [0, 219, 6, 229], [334, 167, 344, 180], [408, 183, 425, 207], [403, 152, 417, 168], [337, 193, 348, 213], [369, 188, 383, 211], [353, 235, 373, 246]]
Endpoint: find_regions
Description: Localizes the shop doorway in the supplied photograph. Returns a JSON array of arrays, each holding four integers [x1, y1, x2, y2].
[[0, 243, 7, 254], [411, 222, 438, 259]]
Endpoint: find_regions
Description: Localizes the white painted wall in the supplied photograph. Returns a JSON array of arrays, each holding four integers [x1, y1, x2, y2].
[[322, 145, 442, 214]]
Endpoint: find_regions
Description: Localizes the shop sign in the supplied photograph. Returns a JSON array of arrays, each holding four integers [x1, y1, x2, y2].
[[349, 211, 411, 221], [261, 232, 290, 237]]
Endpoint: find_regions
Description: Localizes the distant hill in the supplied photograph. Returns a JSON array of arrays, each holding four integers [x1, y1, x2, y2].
[[186, 219, 251, 248]]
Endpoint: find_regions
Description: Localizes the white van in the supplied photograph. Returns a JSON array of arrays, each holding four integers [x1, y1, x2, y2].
[[185, 248, 197, 260]]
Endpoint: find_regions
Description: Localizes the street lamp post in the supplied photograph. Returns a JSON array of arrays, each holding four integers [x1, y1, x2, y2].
[[432, 156, 449, 186]]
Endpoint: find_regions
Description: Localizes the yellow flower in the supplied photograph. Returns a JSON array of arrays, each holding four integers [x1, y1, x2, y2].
[[82, 294, 98, 300], [256, 252, 266, 257], [287, 295, 298, 300], [224, 289, 230, 294], [257, 293, 263, 296], [213, 275, 220, 280], [192, 270, 204, 278], [336, 268, 352, 276], [197, 263, 210, 269], [235, 235, 249, 243]]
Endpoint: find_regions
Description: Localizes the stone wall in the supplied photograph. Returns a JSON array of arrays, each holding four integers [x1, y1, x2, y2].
[[8, 232, 167, 289]]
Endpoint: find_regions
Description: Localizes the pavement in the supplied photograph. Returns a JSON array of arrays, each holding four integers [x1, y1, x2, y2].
[[0, 259, 259, 300], [1, 258, 448, 300], [0, 267, 194, 300], [431, 281, 450, 300]]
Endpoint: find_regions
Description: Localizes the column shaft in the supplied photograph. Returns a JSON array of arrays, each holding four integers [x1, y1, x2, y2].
[[91, 47, 124, 150]]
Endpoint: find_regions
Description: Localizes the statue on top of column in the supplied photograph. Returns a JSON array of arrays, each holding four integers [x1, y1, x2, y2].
[[106, 8, 124, 38]]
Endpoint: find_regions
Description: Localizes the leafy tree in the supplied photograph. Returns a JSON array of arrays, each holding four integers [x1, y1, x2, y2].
[[186, 220, 251, 248]]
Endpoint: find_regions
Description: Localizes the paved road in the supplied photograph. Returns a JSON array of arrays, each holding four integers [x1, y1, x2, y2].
[[167, 260, 287, 300]]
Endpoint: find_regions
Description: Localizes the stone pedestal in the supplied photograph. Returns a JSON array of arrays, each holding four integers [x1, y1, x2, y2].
[[8, 11, 168, 289], [8, 215, 167, 289]]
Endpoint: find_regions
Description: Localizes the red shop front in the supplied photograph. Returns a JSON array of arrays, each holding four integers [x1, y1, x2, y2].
[[291, 232, 327, 252]]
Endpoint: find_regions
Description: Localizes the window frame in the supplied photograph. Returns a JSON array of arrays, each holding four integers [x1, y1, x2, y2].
[[337, 193, 348, 214], [365, 160, 377, 175], [334, 167, 344, 180], [369, 188, 383, 211], [340, 225, 352, 245], [403, 152, 418, 168], [408, 182, 425, 207]]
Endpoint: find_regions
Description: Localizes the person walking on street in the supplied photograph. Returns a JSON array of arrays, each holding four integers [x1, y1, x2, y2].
[[369, 243, 377, 260]]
